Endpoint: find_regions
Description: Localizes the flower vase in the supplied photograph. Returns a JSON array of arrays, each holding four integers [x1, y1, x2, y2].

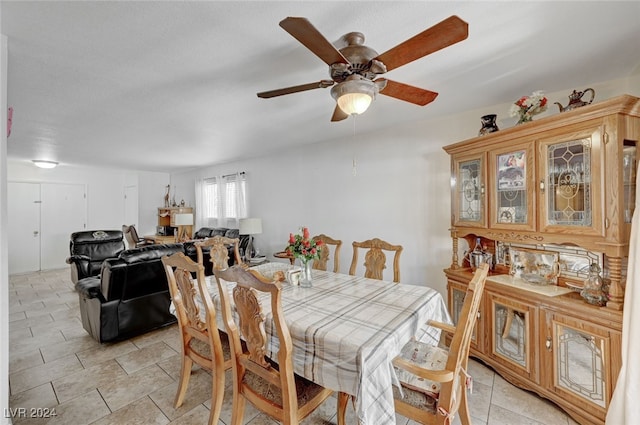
[[478, 114, 499, 136], [299, 258, 313, 287], [516, 114, 533, 125]]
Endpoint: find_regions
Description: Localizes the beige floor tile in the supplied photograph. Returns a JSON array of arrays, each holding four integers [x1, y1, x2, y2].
[[76, 339, 139, 368], [491, 374, 570, 424], [8, 349, 44, 374], [129, 324, 179, 349], [149, 367, 215, 420], [167, 404, 212, 424], [115, 340, 178, 374], [488, 402, 568, 425], [52, 359, 128, 403], [156, 353, 183, 380], [98, 364, 174, 411], [28, 389, 111, 425], [9, 311, 27, 322], [9, 328, 65, 357], [10, 327, 33, 342], [10, 354, 84, 395], [8, 383, 58, 416], [91, 396, 170, 425], [40, 334, 99, 363], [9, 314, 55, 331]]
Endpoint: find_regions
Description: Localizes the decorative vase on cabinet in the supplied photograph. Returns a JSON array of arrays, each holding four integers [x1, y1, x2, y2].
[[479, 114, 499, 136]]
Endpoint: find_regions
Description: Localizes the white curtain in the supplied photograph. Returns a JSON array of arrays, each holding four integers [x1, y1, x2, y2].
[[233, 172, 247, 228], [194, 177, 208, 230], [195, 172, 247, 230], [606, 161, 640, 424]]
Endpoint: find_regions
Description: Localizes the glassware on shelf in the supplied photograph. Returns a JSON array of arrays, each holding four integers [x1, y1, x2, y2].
[[580, 263, 607, 307]]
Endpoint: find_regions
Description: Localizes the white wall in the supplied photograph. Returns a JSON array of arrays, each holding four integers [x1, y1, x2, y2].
[[172, 75, 640, 296], [6, 162, 170, 257], [1, 33, 11, 425]]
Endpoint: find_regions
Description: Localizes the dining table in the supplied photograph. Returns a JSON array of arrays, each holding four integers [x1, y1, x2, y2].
[[200, 266, 451, 425]]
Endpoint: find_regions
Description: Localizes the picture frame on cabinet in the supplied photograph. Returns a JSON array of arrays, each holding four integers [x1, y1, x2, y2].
[[498, 207, 516, 223], [497, 150, 526, 190]]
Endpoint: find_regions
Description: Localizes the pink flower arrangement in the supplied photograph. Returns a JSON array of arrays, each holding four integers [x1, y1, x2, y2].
[[509, 90, 548, 124], [285, 227, 323, 262]]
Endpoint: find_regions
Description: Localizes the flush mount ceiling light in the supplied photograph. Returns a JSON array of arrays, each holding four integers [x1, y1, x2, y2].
[[32, 160, 58, 169]]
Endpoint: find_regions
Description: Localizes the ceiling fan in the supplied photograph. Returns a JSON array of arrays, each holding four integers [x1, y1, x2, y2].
[[257, 16, 468, 122]]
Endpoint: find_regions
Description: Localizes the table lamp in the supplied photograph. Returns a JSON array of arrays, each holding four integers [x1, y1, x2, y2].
[[239, 218, 262, 261], [174, 213, 193, 242]]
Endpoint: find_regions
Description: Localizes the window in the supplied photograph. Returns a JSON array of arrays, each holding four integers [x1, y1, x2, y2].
[[201, 172, 247, 226]]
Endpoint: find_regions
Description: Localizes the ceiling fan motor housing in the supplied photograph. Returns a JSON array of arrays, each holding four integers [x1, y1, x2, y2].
[[330, 32, 386, 82]]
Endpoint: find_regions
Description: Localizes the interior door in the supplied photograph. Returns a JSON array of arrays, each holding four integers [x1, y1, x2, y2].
[[40, 183, 86, 270], [124, 185, 139, 228], [8, 182, 41, 274]]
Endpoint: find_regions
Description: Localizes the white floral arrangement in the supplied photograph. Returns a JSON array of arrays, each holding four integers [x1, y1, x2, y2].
[[509, 90, 548, 124]]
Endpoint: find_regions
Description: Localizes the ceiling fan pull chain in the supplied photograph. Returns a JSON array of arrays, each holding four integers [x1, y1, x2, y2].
[[352, 114, 358, 177]]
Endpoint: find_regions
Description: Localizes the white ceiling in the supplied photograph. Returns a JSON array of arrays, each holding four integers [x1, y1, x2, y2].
[[2, 1, 639, 173]]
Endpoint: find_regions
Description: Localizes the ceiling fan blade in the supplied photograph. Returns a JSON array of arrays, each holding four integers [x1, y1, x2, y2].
[[279, 17, 350, 66], [331, 104, 349, 122], [375, 15, 468, 72], [257, 80, 334, 98], [377, 79, 438, 106]]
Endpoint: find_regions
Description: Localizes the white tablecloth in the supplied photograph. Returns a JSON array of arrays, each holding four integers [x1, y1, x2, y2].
[[202, 269, 450, 425]]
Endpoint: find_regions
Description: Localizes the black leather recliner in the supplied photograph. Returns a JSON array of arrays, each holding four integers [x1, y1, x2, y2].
[[75, 244, 182, 343], [66, 230, 125, 285]]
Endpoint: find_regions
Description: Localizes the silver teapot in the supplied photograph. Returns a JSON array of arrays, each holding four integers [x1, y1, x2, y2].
[[555, 88, 595, 113]]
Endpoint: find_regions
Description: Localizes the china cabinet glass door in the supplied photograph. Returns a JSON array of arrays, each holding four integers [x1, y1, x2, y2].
[[489, 293, 537, 381], [539, 125, 604, 235], [453, 153, 486, 228], [489, 143, 535, 231], [545, 313, 617, 415]]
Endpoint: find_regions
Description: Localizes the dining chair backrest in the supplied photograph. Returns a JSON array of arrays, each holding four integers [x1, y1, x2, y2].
[[349, 238, 403, 283], [161, 252, 230, 425], [312, 234, 342, 273], [392, 263, 489, 425], [122, 224, 151, 249], [194, 235, 242, 271], [214, 265, 335, 425]]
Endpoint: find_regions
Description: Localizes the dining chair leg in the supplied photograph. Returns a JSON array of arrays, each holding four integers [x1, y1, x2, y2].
[[458, 387, 472, 425], [230, 390, 245, 425], [337, 392, 349, 425], [174, 353, 193, 408], [208, 368, 225, 425]]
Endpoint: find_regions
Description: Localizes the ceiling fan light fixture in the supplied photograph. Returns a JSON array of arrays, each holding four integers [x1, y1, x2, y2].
[[32, 160, 58, 169], [331, 77, 377, 116]]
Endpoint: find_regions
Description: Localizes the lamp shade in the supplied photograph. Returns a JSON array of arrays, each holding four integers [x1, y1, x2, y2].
[[174, 213, 193, 226], [239, 218, 262, 235], [337, 92, 373, 116], [331, 76, 378, 116]]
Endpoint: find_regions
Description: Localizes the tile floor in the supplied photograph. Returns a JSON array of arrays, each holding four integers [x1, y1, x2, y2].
[[7, 268, 578, 425]]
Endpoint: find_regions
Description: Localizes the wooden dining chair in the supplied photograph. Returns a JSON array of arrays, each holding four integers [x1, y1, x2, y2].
[[392, 263, 489, 425], [213, 265, 338, 425], [161, 252, 231, 425], [122, 224, 154, 249], [312, 233, 342, 273], [349, 237, 403, 282], [194, 235, 243, 271]]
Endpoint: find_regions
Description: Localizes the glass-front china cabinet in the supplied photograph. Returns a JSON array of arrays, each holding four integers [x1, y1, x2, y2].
[[443, 95, 639, 425]]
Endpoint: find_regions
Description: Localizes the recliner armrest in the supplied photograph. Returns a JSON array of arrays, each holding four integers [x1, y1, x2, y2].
[[66, 254, 91, 264], [75, 277, 106, 302]]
